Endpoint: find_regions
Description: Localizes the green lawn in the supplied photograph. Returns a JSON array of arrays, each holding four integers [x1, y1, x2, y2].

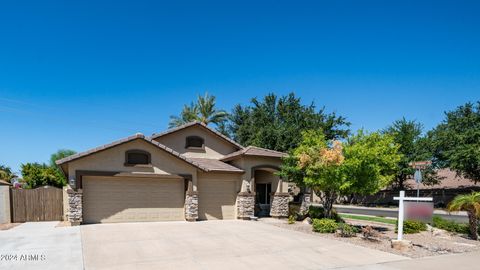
[[339, 214, 397, 225]]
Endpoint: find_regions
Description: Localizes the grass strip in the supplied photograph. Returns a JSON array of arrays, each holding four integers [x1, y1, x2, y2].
[[339, 214, 397, 225]]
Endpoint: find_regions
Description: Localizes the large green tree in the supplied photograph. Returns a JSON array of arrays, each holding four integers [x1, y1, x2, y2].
[[169, 93, 228, 129], [0, 164, 16, 182], [429, 102, 480, 184], [279, 130, 400, 218], [383, 118, 438, 189], [229, 93, 350, 152], [21, 163, 66, 188]]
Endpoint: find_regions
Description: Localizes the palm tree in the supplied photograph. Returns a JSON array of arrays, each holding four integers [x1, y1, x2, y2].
[[169, 93, 228, 128], [0, 164, 16, 182], [448, 192, 480, 240]]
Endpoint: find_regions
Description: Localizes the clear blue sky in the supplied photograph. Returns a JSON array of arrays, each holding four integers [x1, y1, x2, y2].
[[1, 1, 480, 174]]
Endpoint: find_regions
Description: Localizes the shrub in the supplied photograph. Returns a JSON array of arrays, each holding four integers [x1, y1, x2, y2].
[[395, 220, 427, 234], [288, 215, 296, 224], [308, 206, 343, 222], [336, 223, 358, 237], [289, 203, 301, 217], [432, 216, 469, 234], [312, 218, 338, 233], [361, 225, 379, 240]]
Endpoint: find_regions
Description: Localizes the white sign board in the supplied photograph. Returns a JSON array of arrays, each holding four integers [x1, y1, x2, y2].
[[393, 191, 433, 241]]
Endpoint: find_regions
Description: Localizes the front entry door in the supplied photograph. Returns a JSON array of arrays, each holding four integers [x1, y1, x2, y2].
[[255, 183, 272, 217]]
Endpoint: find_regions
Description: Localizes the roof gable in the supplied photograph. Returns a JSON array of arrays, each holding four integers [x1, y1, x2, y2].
[[151, 121, 243, 150], [56, 133, 209, 171]]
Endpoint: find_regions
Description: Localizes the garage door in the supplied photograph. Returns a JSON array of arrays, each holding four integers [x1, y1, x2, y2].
[[83, 176, 185, 223], [198, 174, 237, 220]]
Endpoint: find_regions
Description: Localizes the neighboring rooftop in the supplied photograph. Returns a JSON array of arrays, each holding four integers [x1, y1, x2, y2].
[[404, 168, 480, 189], [150, 121, 244, 150], [221, 146, 287, 161]]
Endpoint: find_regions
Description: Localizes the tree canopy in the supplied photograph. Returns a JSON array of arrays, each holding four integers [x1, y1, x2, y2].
[[383, 118, 438, 189], [169, 92, 228, 129], [228, 93, 350, 152], [279, 129, 400, 217], [20, 149, 76, 188], [0, 164, 16, 182], [429, 102, 480, 184], [21, 162, 66, 188]]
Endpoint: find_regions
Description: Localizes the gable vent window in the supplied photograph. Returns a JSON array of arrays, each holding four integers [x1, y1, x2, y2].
[[125, 150, 151, 166], [185, 136, 204, 149]]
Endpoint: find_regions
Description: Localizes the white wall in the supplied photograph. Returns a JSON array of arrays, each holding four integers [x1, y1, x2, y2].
[[0, 186, 10, 224]]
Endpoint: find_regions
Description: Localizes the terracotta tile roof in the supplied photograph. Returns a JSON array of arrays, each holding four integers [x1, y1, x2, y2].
[[220, 146, 287, 161], [150, 121, 243, 149], [188, 158, 244, 173], [404, 168, 480, 189], [55, 133, 209, 171]]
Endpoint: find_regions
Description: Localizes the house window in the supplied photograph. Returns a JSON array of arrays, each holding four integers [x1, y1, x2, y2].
[[125, 150, 151, 166], [185, 136, 204, 149]]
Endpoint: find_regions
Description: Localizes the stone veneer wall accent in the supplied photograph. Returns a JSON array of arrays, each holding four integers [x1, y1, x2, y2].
[[300, 193, 312, 215], [270, 193, 290, 218], [66, 188, 83, 225], [185, 191, 198, 221], [236, 192, 255, 219]]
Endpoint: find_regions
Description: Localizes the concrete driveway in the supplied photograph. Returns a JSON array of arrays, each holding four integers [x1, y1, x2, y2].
[[81, 220, 406, 270], [0, 222, 83, 270]]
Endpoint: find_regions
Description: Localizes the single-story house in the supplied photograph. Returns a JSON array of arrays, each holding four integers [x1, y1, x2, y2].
[[57, 121, 297, 224]]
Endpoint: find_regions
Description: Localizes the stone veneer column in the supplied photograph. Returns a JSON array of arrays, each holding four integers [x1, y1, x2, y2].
[[270, 193, 290, 218], [66, 188, 83, 225], [184, 179, 198, 221], [300, 192, 312, 215], [236, 192, 255, 219], [185, 191, 198, 221]]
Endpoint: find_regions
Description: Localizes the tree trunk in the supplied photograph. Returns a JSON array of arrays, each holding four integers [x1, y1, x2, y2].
[[467, 210, 478, 240], [315, 189, 338, 219]]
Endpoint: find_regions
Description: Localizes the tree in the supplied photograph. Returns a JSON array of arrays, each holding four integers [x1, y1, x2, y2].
[[0, 164, 16, 182], [21, 163, 66, 188], [229, 93, 350, 152], [279, 130, 400, 218], [50, 149, 77, 167], [383, 118, 438, 189], [169, 93, 228, 129], [50, 149, 76, 185], [448, 192, 480, 240], [429, 102, 480, 184]]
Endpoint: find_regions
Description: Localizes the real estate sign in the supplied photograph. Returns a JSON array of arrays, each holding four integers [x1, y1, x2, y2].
[[404, 201, 434, 223]]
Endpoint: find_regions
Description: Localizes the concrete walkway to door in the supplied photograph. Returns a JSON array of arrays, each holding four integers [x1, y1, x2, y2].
[[81, 220, 407, 270]]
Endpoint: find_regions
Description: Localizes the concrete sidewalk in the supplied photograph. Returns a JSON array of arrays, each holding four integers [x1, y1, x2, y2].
[[337, 250, 480, 270], [0, 221, 83, 270]]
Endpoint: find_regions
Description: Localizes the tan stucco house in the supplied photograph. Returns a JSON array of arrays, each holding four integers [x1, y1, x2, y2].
[[57, 121, 293, 224]]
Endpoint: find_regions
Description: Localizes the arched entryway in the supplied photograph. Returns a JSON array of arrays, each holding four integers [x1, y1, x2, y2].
[[251, 165, 285, 217]]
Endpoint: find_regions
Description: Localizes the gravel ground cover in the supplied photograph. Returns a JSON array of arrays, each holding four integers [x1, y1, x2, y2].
[[260, 217, 480, 258]]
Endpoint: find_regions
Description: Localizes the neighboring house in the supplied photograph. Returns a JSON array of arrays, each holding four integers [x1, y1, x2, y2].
[[57, 121, 290, 224], [332, 169, 480, 207]]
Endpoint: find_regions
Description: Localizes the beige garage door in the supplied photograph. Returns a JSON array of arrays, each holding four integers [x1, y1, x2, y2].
[[198, 174, 237, 220], [83, 176, 185, 223]]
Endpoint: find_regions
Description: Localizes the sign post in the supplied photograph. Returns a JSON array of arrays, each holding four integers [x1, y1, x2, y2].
[[393, 190, 433, 241]]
